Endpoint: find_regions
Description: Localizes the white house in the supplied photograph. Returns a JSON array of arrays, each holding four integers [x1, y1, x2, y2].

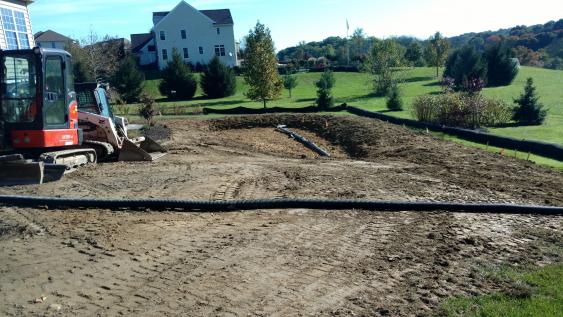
[[34, 30, 74, 49], [131, 1, 238, 69], [0, 0, 34, 50]]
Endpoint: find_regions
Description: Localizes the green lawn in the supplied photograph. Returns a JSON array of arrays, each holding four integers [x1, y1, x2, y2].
[[437, 264, 563, 317], [130, 67, 562, 145]]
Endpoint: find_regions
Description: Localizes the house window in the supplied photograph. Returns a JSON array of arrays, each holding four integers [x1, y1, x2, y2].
[[183, 48, 189, 59], [160, 31, 166, 40], [0, 8, 30, 49], [148, 45, 156, 52], [51, 42, 56, 48], [214, 45, 225, 57], [162, 49, 168, 60], [181, 30, 186, 39], [216, 28, 220, 35], [199, 46, 204, 55]]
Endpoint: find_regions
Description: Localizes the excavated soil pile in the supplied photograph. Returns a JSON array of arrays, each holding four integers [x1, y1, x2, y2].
[[0, 114, 561, 317], [211, 114, 563, 205]]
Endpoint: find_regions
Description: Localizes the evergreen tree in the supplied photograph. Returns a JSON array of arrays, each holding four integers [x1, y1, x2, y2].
[[200, 56, 237, 99], [444, 46, 487, 90], [485, 43, 519, 87], [243, 22, 283, 108], [73, 59, 94, 83], [315, 70, 335, 109], [513, 78, 547, 125], [386, 84, 403, 111], [111, 56, 145, 103], [159, 49, 197, 100], [282, 74, 298, 97]]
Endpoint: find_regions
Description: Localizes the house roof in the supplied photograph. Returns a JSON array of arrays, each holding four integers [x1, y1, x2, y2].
[[131, 33, 154, 53], [34, 30, 73, 43], [153, 8, 233, 25]]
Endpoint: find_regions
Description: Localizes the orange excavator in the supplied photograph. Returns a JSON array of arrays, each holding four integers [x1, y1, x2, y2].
[[0, 47, 166, 186]]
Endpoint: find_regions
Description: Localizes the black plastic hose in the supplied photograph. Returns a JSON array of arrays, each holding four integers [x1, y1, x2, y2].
[[0, 195, 561, 215]]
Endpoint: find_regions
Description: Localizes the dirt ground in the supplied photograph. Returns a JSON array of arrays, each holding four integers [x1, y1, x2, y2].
[[0, 114, 561, 316]]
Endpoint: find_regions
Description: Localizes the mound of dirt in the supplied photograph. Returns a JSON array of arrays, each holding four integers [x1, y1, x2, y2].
[[211, 114, 563, 206], [142, 124, 172, 142]]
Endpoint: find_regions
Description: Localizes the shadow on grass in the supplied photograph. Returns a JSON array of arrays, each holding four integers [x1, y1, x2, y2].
[[493, 122, 543, 128], [402, 76, 434, 83], [295, 98, 316, 102], [343, 92, 383, 103], [423, 81, 442, 87], [195, 99, 248, 108]]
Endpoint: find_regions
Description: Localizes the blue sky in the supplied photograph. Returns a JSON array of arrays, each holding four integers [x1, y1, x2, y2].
[[30, 0, 562, 51]]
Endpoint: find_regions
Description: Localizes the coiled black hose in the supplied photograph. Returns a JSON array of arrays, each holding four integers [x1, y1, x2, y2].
[[0, 195, 561, 215]]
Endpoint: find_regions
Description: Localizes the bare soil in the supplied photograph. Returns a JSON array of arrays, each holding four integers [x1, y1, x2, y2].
[[0, 114, 561, 316]]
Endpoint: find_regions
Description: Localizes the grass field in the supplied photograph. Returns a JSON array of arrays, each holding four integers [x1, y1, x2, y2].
[[133, 67, 562, 145], [438, 264, 563, 317]]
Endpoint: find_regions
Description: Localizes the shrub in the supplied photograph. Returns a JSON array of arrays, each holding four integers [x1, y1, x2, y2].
[[386, 84, 403, 111], [315, 69, 335, 109], [444, 46, 487, 90], [513, 78, 548, 125], [412, 93, 512, 128], [138, 93, 157, 126], [481, 98, 513, 126], [485, 43, 519, 87], [111, 56, 145, 103], [412, 95, 438, 123], [158, 49, 197, 100], [200, 56, 237, 99]]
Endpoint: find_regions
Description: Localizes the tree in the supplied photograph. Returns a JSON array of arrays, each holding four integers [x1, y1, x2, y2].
[[386, 83, 403, 111], [424, 32, 450, 77], [485, 43, 519, 87], [315, 69, 335, 109], [66, 42, 94, 82], [513, 78, 547, 125], [444, 46, 487, 90], [243, 22, 283, 108], [111, 56, 145, 103], [404, 42, 424, 66], [283, 74, 298, 98], [158, 49, 198, 100], [366, 38, 405, 96], [200, 56, 237, 99], [138, 93, 156, 126], [79, 30, 122, 81]]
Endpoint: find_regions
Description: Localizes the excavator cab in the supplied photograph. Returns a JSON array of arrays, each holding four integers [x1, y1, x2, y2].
[[0, 48, 94, 185], [0, 48, 81, 151]]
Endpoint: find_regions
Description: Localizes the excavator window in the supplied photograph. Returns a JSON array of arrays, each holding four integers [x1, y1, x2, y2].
[[0, 54, 37, 123], [44, 56, 66, 126]]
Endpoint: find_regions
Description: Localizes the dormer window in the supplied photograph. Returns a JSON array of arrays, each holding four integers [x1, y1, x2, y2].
[[160, 31, 166, 41]]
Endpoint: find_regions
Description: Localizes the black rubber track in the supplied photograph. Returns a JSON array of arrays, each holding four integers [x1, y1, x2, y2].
[[0, 195, 562, 215]]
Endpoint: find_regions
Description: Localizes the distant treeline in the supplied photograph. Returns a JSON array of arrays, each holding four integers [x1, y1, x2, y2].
[[277, 19, 563, 70]]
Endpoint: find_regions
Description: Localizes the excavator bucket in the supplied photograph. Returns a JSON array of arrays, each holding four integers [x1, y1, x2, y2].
[[118, 137, 167, 162], [0, 154, 67, 186]]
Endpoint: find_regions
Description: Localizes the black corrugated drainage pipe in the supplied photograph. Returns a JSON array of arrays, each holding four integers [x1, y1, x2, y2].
[[0, 196, 561, 215], [276, 125, 331, 157]]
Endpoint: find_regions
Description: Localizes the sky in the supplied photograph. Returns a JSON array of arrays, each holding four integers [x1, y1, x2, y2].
[[29, 0, 563, 51]]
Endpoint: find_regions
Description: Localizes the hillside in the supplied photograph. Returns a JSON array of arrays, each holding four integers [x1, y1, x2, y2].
[[277, 19, 563, 70]]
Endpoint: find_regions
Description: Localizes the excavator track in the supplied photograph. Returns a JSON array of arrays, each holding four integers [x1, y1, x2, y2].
[[40, 148, 98, 174]]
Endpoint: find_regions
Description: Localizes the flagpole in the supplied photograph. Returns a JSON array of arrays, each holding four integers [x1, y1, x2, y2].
[[346, 19, 350, 66]]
